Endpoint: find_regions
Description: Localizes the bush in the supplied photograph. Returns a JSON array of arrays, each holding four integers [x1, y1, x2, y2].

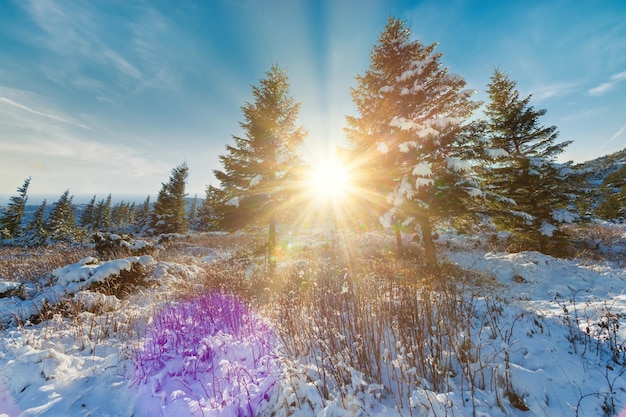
[[93, 231, 157, 259]]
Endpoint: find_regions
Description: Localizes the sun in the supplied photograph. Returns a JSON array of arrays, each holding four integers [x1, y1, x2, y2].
[[306, 156, 351, 202]]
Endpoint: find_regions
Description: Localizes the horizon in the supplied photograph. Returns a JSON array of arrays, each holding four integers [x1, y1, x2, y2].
[[1, 0, 625, 202]]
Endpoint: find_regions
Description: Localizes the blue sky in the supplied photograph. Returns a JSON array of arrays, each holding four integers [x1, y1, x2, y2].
[[1, 0, 625, 204]]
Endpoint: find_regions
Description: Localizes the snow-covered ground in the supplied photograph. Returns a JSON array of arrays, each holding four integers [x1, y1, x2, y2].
[[1, 230, 625, 417]]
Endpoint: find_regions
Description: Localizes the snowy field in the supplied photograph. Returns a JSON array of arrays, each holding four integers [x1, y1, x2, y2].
[[0, 227, 625, 417]]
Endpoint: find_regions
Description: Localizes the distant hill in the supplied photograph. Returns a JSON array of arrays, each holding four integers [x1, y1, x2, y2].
[[572, 148, 626, 220]]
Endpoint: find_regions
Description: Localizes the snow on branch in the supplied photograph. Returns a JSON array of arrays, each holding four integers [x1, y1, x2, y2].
[[447, 157, 471, 173]]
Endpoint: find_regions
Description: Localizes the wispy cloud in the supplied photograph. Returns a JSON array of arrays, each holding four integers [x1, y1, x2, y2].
[[601, 124, 626, 149], [19, 0, 191, 97], [588, 70, 626, 96], [0, 96, 90, 129], [531, 81, 578, 101]]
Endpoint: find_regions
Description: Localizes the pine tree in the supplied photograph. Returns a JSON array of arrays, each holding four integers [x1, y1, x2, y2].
[[214, 65, 306, 267], [0, 177, 31, 239], [482, 69, 577, 253], [80, 195, 96, 230], [46, 190, 75, 242], [134, 196, 151, 234], [187, 194, 198, 231], [111, 201, 133, 230], [345, 17, 481, 267], [23, 199, 48, 245], [197, 185, 225, 231], [151, 162, 189, 235]]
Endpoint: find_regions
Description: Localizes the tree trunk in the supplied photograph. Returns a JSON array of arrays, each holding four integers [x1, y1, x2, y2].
[[268, 213, 276, 271], [419, 219, 438, 269], [394, 225, 403, 258]]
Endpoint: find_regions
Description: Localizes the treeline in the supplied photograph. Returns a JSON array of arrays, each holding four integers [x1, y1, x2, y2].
[[0, 163, 205, 245], [1, 18, 624, 266]]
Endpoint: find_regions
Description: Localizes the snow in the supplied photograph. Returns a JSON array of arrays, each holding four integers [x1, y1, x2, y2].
[[1, 230, 625, 417], [225, 196, 240, 208], [540, 221, 557, 236], [250, 174, 263, 187], [447, 157, 471, 173], [486, 148, 509, 158], [376, 141, 388, 154], [552, 208, 578, 223], [412, 162, 432, 177]]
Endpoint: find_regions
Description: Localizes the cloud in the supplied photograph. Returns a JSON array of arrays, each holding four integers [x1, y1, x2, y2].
[[588, 70, 626, 96], [0, 96, 90, 129], [601, 124, 626, 149], [531, 82, 578, 101]]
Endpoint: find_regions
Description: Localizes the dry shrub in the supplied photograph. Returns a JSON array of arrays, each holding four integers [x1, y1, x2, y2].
[[562, 223, 626, 265], [259, 237, 478, 410]]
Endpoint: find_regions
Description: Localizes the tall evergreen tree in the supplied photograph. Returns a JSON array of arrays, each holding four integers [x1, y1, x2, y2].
[[80, 195, 96, 230], [23, 199, 48, 245], [46, 190, 75, 242], [0, 177, 31, 239], [134, 196, 151, 234], [481, 69, 577, 253], [111, 201, 133, 230], [152, 162, 189, 235], [187, 194, 198, 231], [214, 65, 306, 267], [197, 185, 225, 231], [345, 17, 481, 267]]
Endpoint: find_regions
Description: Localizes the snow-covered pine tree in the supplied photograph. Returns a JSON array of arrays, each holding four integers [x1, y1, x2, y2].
[[46, 190, 75, 242], [482, 69, 577, 253], [345, 17, 481, 267], [0, 177, 31, 239], [187, 194, 198, 231], [111, 200, 134, 230], [214, 65, 305, 267], [22, 199, 48, 245], [151, 162, 189, 235], [134, 196, 151, 234], [80, 195, 96, 230], [196, 185, 225, 231]]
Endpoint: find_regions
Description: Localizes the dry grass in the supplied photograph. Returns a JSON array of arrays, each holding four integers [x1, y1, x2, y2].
[[0, 244, 92, 284], [562, 223, 626, 265]]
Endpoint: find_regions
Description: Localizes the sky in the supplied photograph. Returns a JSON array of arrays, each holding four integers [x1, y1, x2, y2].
[[1, 0, 625, 205]]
